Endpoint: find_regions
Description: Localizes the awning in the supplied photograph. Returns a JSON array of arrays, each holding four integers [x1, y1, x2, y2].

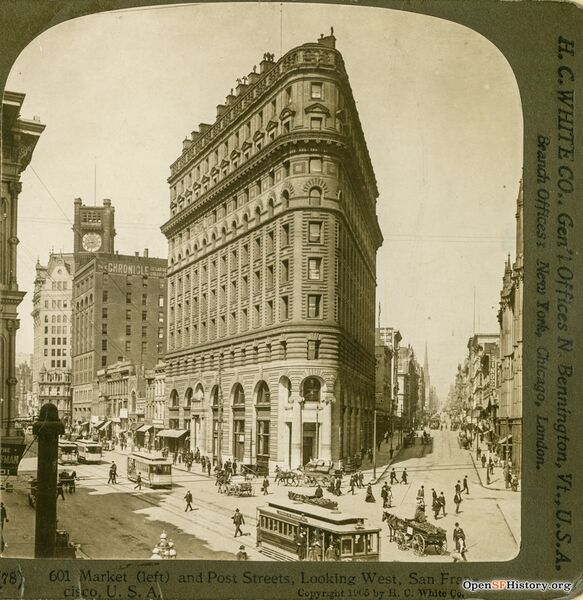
[[95, 421, 111, 431], [136, 424, 154, 434], [156, 429, 189, 439], [498, 435, 513, 445], [79, 422, 89, 428]]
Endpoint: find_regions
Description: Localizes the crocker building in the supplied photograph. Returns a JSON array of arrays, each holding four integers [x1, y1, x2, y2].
[[161, 32, 382, 472]]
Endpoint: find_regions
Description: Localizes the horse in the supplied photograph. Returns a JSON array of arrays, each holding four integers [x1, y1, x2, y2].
[[274, 466, 300, 486]]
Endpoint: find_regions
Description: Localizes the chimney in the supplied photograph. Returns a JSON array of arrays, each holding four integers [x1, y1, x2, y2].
[[191, 130, 201, 142], [259, 52, 275, 73], [74, 197, 83, 205], [199, 123, 211, 134], [235, 79, 248, 96], [216, 104, 227, 117], [103, 198, 111, 207], [182, 137, 192, 151], [248, 68, 260, 85], [318, 27, 336, 49], [225, 89, 236, 106], [144, 248, 149, 258]]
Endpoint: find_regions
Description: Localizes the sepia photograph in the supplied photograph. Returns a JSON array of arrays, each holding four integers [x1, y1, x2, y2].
[[0, 2, 527, 568]]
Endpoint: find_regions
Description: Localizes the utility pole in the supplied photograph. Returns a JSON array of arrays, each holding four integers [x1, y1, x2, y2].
[[217, 355, 223, 467], [372, 409, 377, 480], [33, 402, 64, 558]]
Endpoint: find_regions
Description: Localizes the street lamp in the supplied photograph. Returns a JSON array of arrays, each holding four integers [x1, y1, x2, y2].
[[314, 401, 323, 459], [151, 531, 177, 560]]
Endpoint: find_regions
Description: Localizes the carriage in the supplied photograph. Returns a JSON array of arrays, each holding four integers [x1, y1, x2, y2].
[[300, 459, 338, 487], [383, 512, 447, 556], [274, 466, 302, 486], [224, 476, 254, 497]]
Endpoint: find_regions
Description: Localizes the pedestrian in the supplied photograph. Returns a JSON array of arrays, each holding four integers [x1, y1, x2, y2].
[[232, 508, 245, 537], [454, 491, 462, 514], [481, 454, 487, 469], [389, 447, 394, 460], [417, 484, 425, 501], [476, 446, 481, 460], [56, 481, 65, 501], [295, 529, 307, 561], [381, 483, 390, 507], [70, 471, 78, 493], [400, 468, 408, 484], [438, 491, 446, 517], [358, 471, 364, 488], [325, 542, 339, 561], [455, 480, 461, 495], [201, 456, 206, 470], [108, 463, 115, 485], [365, 484, 375, 503], [334, 477, 342, 496], [453, 522, 466, 552], [0, 503, 8, 530], [489, 458, 494, 476], [236, 544, 248, 561], [349, 475, 356, 495], [386, 485, 393, 508], [184, 490, 193, 511], [262, 476, 270, 495], [431, 488, 437, 503], [207, 460, 211, 477], [432, 497, 440, 519], [173, 452, 177, 465], [486, 468, 491, 485], [135, 472, 142, 491], [314, 484, 323, 499], [390, 468, 398, 485], [463, 475, 469, 494], [232, 459, 238, 475]]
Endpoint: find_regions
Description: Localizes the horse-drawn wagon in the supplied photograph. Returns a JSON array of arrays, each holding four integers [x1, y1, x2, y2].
[[383, 512, 447, 556], [224, 476, 254, 497]]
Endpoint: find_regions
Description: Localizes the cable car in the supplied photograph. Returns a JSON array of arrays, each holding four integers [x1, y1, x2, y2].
[[256, 499, 381, 561], [126, 452, 172, 488], [75, 440, 102, 464], [58, 440, 78, 465]]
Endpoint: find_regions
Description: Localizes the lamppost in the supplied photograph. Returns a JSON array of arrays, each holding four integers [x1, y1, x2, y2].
[[298, 397, 305, 467], [217, 356, 224, 468], [314, 401, 323, 459]]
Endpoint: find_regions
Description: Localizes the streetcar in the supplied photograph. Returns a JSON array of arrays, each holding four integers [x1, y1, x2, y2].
[[75, 440, 103, 464], [126, 452, 172, 488], [256, 499, 381, 561], [58, 440, 78, 465]]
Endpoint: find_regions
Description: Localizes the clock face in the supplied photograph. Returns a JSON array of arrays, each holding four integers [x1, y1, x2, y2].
[[82, 232, 102, 252]]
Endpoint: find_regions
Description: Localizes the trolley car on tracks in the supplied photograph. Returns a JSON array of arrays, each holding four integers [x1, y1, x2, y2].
[[257, 499, 381, 561]]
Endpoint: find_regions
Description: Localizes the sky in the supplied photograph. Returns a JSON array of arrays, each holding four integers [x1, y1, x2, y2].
[[7, 2, 523, 401]]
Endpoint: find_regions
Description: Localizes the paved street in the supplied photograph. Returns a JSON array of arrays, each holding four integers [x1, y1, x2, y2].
[[2, 428, 518, 562]]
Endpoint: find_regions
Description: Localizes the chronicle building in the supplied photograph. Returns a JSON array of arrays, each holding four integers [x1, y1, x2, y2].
[[71, 199, 167, 426], [161, 32, 382, 471]]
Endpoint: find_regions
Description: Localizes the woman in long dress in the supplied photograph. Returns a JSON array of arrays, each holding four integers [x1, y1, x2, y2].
[[365, 484, 376, 503]]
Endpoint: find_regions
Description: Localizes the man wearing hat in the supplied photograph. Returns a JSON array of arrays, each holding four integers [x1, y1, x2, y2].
[[236, 545, 248, 560], [308, 540, 322, 561]]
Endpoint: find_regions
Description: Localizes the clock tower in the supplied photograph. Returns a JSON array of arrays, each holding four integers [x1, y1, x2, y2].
[[73, 198, 116, 263]]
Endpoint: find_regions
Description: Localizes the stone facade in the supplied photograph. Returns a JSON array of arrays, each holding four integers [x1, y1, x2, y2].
[[31, 252, 75, 418], [161, 33, 382, 471], [497, 181, 523, 472], [1, 91, 44, 441], [37, 367, 72, 427]]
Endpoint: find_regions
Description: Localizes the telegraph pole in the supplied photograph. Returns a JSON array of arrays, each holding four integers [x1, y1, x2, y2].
[[33, 402, 64, 558], [372, 409, 377, 479], [217, 355, 223, 467]]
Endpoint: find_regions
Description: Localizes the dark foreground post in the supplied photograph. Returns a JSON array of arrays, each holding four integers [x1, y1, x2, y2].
[[32, 403, 64, 558]]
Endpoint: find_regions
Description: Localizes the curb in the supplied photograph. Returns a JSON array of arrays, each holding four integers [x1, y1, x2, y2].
[[469, 452, 506, 492]]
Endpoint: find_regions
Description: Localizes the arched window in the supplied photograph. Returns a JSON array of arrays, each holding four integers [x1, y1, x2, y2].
[[255, 206, 261, 223], [233, 384, 245, 406], [170, 389, 179, 408], [303, 377, 321, 402], [256, 381, 270, 405], [184, 387, 193, 408], [309, 187, 322, 207], [131, 390, 137, 413], [281, 190, 289, 210], [267, 197, 275, 218], [242, 213, 249, 231]]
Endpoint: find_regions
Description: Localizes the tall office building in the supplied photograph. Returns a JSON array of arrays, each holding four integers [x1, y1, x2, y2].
[[161, 32, 382, 471], [31, 252, 75, 423], [71, 199, 167, 426], [1, 91, 44, 444]]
